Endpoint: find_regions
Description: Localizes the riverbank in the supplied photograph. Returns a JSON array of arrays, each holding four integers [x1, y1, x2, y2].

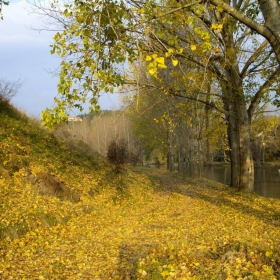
[[147, 162, 280, 199]]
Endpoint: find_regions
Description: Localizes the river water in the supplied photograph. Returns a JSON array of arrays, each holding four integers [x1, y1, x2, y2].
[[182, 165, 280, 199]]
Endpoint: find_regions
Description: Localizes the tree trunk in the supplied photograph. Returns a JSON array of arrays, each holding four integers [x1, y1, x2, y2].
[[236, 97, 254, 192], [177, 121, 184, 172], [224, 87, 254, 192], [221, 14, 254, 192], [168, 130, 175, 171], [205, 87, 212, 165], [197, 138, 203, 167], [226, 107, 239, 188]]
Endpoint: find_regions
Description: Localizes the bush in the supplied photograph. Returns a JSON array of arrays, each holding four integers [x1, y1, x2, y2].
[[0, 94, 10, 110], [107, 139, 127, 173], [0, 78, 22, 113]]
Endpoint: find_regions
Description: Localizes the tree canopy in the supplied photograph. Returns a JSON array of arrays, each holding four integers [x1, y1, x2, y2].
[[36, 0, 280, 128]]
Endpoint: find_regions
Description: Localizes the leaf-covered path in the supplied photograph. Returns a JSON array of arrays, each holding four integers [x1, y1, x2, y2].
[[1, 166, 280, 279]]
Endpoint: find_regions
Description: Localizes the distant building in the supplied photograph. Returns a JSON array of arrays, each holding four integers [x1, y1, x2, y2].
[[68, 116, 83, 122]]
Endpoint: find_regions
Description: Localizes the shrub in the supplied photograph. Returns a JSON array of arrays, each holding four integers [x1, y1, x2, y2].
[[0, 78, 22, 113], [107, 139, 127, 173], [0, 94, 10, 110]]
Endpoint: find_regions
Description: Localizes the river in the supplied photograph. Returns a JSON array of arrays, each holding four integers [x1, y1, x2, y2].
[[181, 165, 280, 199]]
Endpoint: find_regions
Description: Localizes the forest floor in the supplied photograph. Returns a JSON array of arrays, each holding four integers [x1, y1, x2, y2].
[[0, 106, 280, 279]]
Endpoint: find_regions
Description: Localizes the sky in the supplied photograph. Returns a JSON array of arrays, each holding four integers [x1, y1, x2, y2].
[[0, 0, 120, 118]]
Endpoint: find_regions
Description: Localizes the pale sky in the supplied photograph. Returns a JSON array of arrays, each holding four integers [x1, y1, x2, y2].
[[0, 0, 119, 118]]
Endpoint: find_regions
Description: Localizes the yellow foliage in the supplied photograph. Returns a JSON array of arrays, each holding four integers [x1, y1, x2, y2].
[[211, 23, 223, 32], [0, 109, 280, 279], [172, 59, 179, 66], [190, 45, 197, 51], [145, 55, 152, 61]]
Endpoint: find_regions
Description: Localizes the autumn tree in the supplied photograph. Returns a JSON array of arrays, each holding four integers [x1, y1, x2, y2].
[[124, 60, 227, 170], [251, 113, 280, 164], [124, 90, 169, 167], [34, 0, 280, 192]]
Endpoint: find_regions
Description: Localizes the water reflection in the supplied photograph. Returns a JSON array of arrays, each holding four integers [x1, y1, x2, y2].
[[150, 164, 280, 199], [254, 167, 280, 199], [182, 165, 280, 199]]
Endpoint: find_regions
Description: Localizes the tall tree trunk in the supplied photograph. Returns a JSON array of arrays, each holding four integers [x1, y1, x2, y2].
[[205, 85, 212, 165], [226, 102, 239, 188], [225, 92, 254, 191], [221, 14, 254, 191], [236, 94, 254, 192], [168, 130, 175, 171], [177, 121, 184, 172], [197, 138, 203, 167], [189, 125, 193, 165]]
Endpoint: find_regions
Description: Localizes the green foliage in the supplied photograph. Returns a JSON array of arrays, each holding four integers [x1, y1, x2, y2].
[[43, 0, 135, 128]]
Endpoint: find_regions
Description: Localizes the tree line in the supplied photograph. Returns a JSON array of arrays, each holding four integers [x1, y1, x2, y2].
[[56, 108, 280, 171]]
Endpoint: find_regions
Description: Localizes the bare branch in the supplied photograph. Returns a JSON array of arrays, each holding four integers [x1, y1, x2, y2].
[[240, 40, 269, 78], [248, 67, 280, 118], [0, 78, 22, 101]]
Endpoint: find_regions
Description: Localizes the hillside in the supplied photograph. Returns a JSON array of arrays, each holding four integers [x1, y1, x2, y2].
[[0, 105, 280, 279]]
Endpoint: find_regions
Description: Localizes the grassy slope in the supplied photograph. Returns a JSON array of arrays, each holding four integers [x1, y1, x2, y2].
[[0, 106, 280, 279]]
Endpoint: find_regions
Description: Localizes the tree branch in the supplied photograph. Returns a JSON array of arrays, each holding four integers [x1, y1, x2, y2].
[[248, 67, 280, 118], [207, 0, 280, 64], [240, 40, 269, 78]]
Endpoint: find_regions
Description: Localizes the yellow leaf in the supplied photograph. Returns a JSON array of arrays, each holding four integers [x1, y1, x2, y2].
[[148, 67, 157, 76], [156, 57, 165, 65], [265, 251, 272, 257], [211, 23, 217, 29], [165, 50, 173, 58], [211, 23, 223, 31], [142, 270, 147, 276], [190, 45, 196, 51], [158, 64, 167, 69], [161, 270, 169, 277], [177, 48, 183, 54], [172, 59, 179, 66], [145, 55, 152, 61]]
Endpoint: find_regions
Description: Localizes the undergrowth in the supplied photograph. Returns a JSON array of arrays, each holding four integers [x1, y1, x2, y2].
[[0, 106, 280, 279]]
